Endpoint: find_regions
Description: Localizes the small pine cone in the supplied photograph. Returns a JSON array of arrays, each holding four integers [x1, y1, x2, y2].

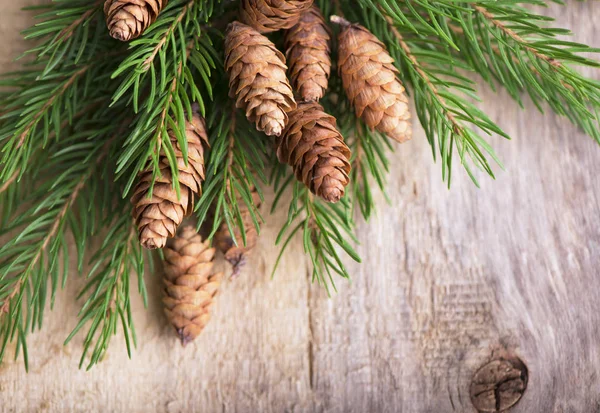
[[284, 6, 331, 102], [131, 112, 208, 249], [240, 0, 314, 33], [336, 19, 412, 143], [225, 22, 296, 137], [104, 0, 167, 41], [214, 187, 261, 277], [163, 226, 223, 345], [278, 102, 350, 203]]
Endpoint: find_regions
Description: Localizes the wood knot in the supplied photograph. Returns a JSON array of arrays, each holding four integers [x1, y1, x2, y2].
[[469, 356, 528, 412]]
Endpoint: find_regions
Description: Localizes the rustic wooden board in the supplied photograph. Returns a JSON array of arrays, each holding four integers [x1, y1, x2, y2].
[[1, 1, 599, 412]]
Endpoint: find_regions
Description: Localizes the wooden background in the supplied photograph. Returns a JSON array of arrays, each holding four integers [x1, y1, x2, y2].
[[1, 1, 599, 412]]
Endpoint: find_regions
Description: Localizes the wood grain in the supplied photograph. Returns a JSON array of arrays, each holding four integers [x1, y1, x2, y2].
[[1, 1, 599, 412]]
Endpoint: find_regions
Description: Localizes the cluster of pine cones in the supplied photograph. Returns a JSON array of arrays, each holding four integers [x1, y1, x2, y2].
[[104, 0, 412, 345]]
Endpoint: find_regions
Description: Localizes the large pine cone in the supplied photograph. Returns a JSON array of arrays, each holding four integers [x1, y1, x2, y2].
[[104, 0, 167, 41], [131, 112, 208, 249], [163, 226, 223, 345], [225, 22, 296, 137], [337, 21, 412, 143], [284, 6, 331, 102], [277, 102, 351, 203], [240, 0, 314, 33], [214, 186, 261, 277]]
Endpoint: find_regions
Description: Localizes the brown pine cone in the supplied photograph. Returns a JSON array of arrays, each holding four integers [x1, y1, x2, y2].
[[131, 112, 208, 249], [104, 0, 167, 41], [240, 0, 314, 33], [214, 187, 261, 277], [284, 6, 331, 102], [277, 102, 351, 203], [225, 22, 296, 137], [334, 17, 412, 143], [163, 226, 223, 345]]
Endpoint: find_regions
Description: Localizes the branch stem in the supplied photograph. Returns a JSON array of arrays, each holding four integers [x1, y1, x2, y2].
[[473, 5, 562, 68], [384, 16, 462, 133]]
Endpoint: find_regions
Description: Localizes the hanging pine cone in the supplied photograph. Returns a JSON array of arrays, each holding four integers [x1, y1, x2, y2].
[[225, 22, 296, 137], [162, 226, 223, 345], [277, 102, 351, 203], [214, 187, 262, 277], [284, 6, 331, 102], [333, 17, 412, 143], [240, 0, 314, 33], [131, 112, 208, 249], [104, 0, 167, 41]]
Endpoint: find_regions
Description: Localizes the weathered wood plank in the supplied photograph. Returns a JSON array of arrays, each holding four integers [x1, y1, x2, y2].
[[0, 1, 599, 412]]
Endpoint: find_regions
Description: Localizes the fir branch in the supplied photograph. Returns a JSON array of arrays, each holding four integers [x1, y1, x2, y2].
[[65, 213, 145, 370], [0, 120, 120, 369], [271, 166, 359, 293], [112, 0, 218, 196], [354, 8, 508, 185], [20, 0, 106, 76], [197, 105, 268, 245], [456, 2, 600, 142]]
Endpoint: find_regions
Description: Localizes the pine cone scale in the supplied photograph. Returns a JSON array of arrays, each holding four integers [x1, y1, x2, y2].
[[284, 6, 331, 102], [240, 0, 314, 33]]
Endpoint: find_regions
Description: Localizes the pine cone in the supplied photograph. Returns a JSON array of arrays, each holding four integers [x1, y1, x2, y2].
[[214, 187, 261, 277], [163, 226, 223, 345], [240, 0, 314, 33], [335, 19, 412, 143], [104, 0, 167, 41], [284, 6, 331, 102], [225, 22, 296, 137], [131, 112, 208, 249], [277, 102, 350, 203]]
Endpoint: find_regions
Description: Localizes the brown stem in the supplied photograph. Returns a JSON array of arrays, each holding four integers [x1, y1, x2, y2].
[[142, 0, 195, 72], [55, 1, 103, 43], [385, 16, 462, 133], [0, 170, 19, 195], [17, 65, 90, 148], [473, 5, 562, 68], [153, 39, 196, 154]]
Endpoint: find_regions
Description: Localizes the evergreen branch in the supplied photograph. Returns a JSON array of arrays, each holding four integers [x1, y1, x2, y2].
[[20, 0, 107, 76], [473, 5, 563, 68], [0, 122, 119, 370], [17, 64, 90, 148], [272, 166, 360, 293], [66, 214, 145, 370], [142, 0, 196, 72], [457, 2, 600, 142], [113, 4, 218, 195], [381, 13, 506, 185], [197, 105, 268, 245]]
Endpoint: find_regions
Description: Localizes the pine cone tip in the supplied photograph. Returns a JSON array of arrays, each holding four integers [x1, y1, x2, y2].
[[178, 328, 194, 347], [142, 235, 166, 250]]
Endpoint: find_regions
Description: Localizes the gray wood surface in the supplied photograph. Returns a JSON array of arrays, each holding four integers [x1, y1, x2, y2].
[[1, 1, 599, 412]]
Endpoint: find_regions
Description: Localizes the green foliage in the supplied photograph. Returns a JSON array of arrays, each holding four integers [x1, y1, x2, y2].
[[111, 0, 219, 195], [271, 164, 360, 294], [0, 0, 599, 370], [195, 102, 268, 246]]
